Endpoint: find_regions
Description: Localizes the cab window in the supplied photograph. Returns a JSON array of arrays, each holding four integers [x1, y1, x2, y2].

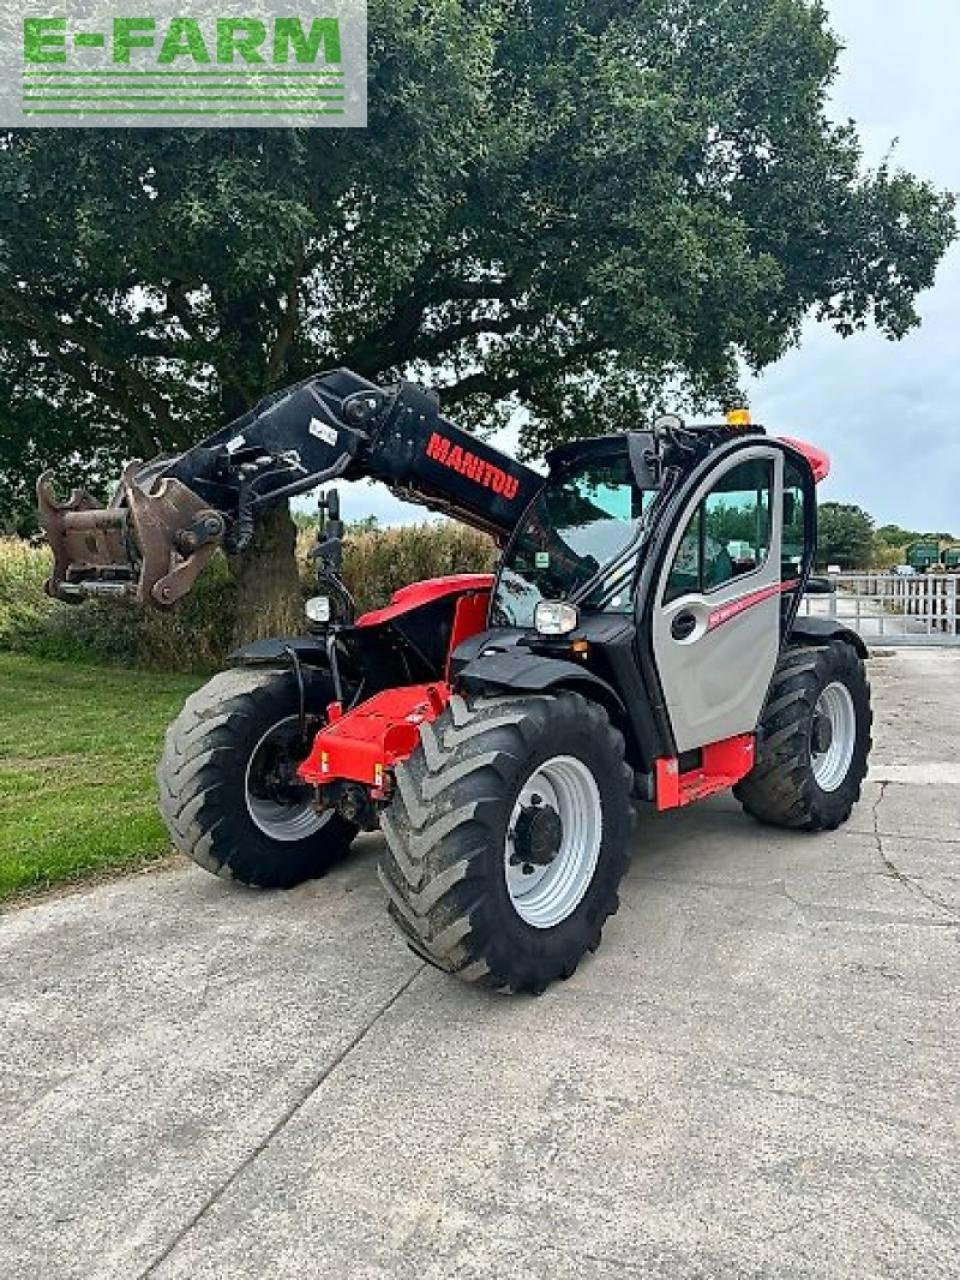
[[492, 452, 646, 627], [665, 458, 773, 602], [781, 458, 807, 581]]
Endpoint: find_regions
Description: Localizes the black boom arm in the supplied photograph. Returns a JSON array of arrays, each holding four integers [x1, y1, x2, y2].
[[37, 369, 542, 608]]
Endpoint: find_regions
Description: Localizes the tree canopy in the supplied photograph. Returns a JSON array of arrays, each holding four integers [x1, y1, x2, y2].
[[876, 524, 923, 548], [818, 501, 875, 569], [876, 523, 956, 546], [0, 0, 955, 531]]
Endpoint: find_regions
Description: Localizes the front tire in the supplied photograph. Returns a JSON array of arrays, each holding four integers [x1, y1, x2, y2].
[[378, 691, 634, 993], [735, 641, 872, 831], [158, 667, 357, 888]]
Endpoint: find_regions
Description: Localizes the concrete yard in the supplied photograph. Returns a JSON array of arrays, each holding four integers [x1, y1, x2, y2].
[[2, 649, 958, 1279]]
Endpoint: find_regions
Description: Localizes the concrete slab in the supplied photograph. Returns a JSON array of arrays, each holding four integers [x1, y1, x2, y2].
[[0, 843, 419, 1278], [3, 650, 959, 1278]]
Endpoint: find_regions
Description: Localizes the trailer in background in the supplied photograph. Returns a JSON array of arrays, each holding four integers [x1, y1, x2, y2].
[[906, 539, 942, 572]]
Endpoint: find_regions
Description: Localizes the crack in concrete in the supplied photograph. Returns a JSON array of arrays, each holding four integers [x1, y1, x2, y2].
[[136, 963, 427, 1278], [756, 1207, 841, 1249], [776, 880, 808, 917], [633, 873, 814, 896], [711, 1069, 938, 1137], [871, 782, 960, 923], [540, 1241, 650, 1276], [631, 872, 960, 929], [843, 826, 960, 848], [588, 1035, 951, 1136]]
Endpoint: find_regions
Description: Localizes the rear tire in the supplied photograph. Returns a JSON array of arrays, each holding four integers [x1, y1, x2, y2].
[[735, 641, 872, 831], [378, 691, 634, 993], [158, 667, 357, 888]]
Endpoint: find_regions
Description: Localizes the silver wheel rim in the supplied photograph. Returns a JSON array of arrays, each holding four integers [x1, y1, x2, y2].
[[811, 682, 857, 792], [244, 715, 329, 842], [504, 755, 603, 929]]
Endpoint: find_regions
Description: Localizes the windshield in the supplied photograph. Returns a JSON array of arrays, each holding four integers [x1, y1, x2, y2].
[[491, 452, 648, 628]]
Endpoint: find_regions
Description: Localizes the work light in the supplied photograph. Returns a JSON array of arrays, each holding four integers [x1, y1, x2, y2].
[[305, 595, 332, 624], [534, 600, 579, 636]]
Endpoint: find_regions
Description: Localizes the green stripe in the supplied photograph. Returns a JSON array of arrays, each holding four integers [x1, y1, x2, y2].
[[23, 78, 345, 85], [23, 107, 346, 115], [23, 84, 344, 91], [23, 94, 345, 101], [22, 69, 344, 78]]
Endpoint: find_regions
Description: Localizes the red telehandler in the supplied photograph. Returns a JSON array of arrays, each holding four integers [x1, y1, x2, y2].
[[38, 370, 871, 992]]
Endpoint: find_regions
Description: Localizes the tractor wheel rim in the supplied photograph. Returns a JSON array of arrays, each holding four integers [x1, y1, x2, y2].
[[504, 755, 603, 929], [810, 682, 857, 792], [245, 715, 329, 842]]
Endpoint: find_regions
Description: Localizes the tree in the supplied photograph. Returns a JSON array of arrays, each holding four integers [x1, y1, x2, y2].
[[874, 523, 956, 568], [818, 502, 875, 569], [876, 524, 922, 547], [0, 0, 954, 636]]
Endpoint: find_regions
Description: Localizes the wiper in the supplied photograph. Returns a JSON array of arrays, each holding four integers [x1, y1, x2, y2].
[[588, 561, 636, 612], [568, 487, 669, 607]]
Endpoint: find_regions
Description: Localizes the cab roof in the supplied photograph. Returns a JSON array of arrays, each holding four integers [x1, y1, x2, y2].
[[546, 428, 829, 485]]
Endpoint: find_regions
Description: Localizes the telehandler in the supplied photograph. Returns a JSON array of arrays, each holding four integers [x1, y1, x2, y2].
[[38, 370, 871, 992]]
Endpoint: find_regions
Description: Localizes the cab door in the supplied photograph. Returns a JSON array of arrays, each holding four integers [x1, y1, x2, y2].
[[650, 446, 783, 754]]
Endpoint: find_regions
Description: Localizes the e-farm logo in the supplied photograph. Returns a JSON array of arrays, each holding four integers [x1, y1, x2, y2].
[[0, 3, 366, 126]]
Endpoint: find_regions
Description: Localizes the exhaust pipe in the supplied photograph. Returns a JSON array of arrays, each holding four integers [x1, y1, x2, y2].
[[37, 460, 226, 608]]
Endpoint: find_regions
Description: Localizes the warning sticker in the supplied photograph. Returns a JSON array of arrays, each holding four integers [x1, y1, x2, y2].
[[309, 418, 339, 447]]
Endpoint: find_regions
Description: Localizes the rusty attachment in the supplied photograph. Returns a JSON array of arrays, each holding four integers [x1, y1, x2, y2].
[[37, 462, 226, 609]]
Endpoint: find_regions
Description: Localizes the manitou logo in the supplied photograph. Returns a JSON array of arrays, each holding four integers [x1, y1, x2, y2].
[[425, 432, 521, 501]]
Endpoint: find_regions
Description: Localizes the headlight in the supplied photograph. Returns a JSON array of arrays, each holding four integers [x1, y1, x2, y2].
[[534, 600, 579, 636], [305, 595, 332, 624]]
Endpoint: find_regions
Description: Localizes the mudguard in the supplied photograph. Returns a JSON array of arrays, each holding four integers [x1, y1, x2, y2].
[[788, 616, 869, 658], [227, 634, 330, 667], [456, 649, 625, 714]]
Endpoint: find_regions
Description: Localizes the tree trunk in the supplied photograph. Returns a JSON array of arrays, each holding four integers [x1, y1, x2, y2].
[[229, 500, 304, 645]]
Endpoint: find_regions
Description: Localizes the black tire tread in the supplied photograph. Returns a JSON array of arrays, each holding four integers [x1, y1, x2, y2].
[[734, 641, 872, 831], [157, 667, 355, 887], [378, 691, 633, 992]]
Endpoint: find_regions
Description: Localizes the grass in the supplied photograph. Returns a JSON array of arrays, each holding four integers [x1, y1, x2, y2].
[[0, 653, 203, 902], [0, 522, 494, 901], [0, 524, 493, 671]]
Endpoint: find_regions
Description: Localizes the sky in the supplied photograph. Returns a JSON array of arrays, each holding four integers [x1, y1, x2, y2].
[[324, 0, 960, 532]]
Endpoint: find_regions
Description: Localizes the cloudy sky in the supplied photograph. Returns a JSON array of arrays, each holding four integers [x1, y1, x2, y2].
[[334, 0, 960, 532]]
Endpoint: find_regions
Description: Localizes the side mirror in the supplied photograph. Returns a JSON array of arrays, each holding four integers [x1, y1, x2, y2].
[[805, 576, 835, 595]]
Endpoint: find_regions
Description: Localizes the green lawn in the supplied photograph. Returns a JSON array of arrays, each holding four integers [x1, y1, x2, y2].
[[0, 654, 204, 901]]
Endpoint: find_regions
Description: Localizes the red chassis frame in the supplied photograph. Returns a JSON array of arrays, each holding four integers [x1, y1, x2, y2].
[[298, 576, 491, 794], [297, 574, 757, 812]]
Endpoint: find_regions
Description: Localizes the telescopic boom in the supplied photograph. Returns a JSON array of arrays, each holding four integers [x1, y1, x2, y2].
[[38, 369, 541, 609]]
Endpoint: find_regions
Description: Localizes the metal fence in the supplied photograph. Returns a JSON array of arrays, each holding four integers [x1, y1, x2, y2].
[[799, 573, 960, 646]]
